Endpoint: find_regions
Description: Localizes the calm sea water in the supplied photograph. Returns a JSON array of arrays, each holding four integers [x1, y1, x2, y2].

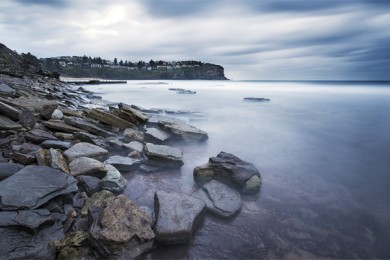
[[84, 80, 390, 259]]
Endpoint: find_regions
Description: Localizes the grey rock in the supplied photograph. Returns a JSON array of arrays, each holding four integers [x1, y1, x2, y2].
[[154, 190, 205, 244], [11, 152, 36, 165], [118, 102, 149, 125], [0, 163, 23, 181], [192, 180, 241, 218], [144, 127, 171, 144], [147, 114, 185, 127], [243, 97, 270, 102], [159, 120, 208, 142], [43, 120, 82, 133], [0, 115, 22, 130], [193, 151, 262, 194], [48, 148, 69, 174], [64, 116, 114, 138], [123, 141, 144, 153], [20, 142, 40, 154], [139, 164, 165, 173], [76, 175, 102, 196], [101, 165, 127, 193], [25, 128, 57, 143], [106, 137, 124, 147], [41, 140, 72, 150], [69, 157, 107, 177], [144, 143, 183, 168], [40, 104, 58, 120], [104, 155, 141, 172], [128, 150, 142, 159], [18, 109, 37, 129], [0, 101, 21, 120], [73, 131, 109, 148], [0, 83, 15, 96], [64, 142, 109, 162], [51, 109, 64, 120], [139, 206, 155, 227], [0, 165, 78, 210], [0, 209, 53, 231], [55, 132, 76, 141], [123, 128, 144, 142], [81, 190, 115, 216], [84, 108, 136, 130]]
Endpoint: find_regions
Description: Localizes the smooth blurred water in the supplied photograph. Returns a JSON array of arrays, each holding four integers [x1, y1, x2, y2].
[[84, 80, 390, 259]]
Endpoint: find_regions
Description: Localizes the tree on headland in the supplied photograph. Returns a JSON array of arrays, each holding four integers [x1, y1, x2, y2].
[[114, 58, 118, 65], [119, 59, 124, 66]]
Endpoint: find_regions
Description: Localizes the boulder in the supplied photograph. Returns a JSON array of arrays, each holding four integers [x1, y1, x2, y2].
[[18, 109, 37, 129], [64, 142, 108, 162], [154, 191, 205, 244], [104, 155, 141, 172], [69, 157, 107, 178], [0, 115, 22, 130], [158, 120, 208, 142], [89, 195, 155, 259], [144, 127, 171, 144], [25, 128, 57, 143], [0, 101, 21, 120], [64, 116, 114, 138], [123, 141, 144, 153], [0, 165, 78, 210], [144, 143, 183, 168], [123, 128, 144, 142], [193, 152, 261, 194], [84, 108, 136, 130], [0, 163, 23, 181], [81, 190, 115, 216], [76, 175, 102, 196], [11, 152, 36, 165], [101, 165, 127, 193], [192, 180, 241, 218], [43, 120, 82, 133], [48, 148, 69, 174], [51, 109, 64, 120], [41, 140, 72, 150]]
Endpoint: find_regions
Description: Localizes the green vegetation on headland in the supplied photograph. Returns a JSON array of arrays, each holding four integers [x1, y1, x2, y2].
[[41, 56, 228, 80]]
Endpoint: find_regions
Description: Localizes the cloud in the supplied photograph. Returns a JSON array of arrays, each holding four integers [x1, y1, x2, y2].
[[14, 0, 68, 7]]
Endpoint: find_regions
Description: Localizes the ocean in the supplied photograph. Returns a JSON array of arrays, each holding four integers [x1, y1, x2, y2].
[[83, 80, 390, 259]]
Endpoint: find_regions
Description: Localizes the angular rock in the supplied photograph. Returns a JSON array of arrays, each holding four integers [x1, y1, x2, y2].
[[51, 109, 64, 120], [118, 103, 149, 125], [64, 142, 108, 162], [64, 116, 114, 138], [11, 152, 36, 164], [147, 114, 185, 127], [20, 143, 40, 154], [25, 128, 57, 143], [73, 131, 109, 148], [36, 148, 49, 166], [18, 109, 37, 129], [101, 165, 127, 193], [0, 165, 78, 210], [104, 155, 141, 172], [0, 115, 22, 130], [144, 127, 171, 144], [106, 137, 124, 148], [0, 101, 21, 120], [62, 108, 83, 118], [193, 152, 261, 193], [77, 175, 102, 196], [11, 96, 57, 113], [40, 104, 58, 120], [0, 83, 15, 96], [0, 163, 23, 181], [43, 120, 82, 133], [54, 132, 76, 141], [69, 157, 107, 177], [144, 143, 183, 168], [159, 120, 208, 142], [81, 190, 115, 216], [123, 128, 144, 142], [0, 209, 54, 231], [154, 191, 205, 244], [123, 141, 144, 153], [89, 195, 155, 259], [192, 180, 241, 218], [41, 140, 72, 150], [48, 148, 69, 174], [54, 231, 92, 259], [84, 108, 136, 130]]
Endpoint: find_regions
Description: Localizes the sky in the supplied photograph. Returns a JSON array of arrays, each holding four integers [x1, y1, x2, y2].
[[0, 0, 389, 80]]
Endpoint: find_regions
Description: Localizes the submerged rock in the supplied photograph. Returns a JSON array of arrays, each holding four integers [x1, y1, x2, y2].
[[144, 143, 184, 168], [154, 190, 205, 244], [193, 152, 261, 193]]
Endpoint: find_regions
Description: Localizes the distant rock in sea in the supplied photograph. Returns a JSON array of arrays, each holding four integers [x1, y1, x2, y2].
[[243, 97, 270, 102]]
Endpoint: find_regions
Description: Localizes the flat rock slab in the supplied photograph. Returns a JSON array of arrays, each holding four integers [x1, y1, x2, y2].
[[104, 155, 141, 172], [193, 151, 262, 194], [64, 142, 109, 162], [69, 157, 107, 178], [73, 131, 109, 149], [0, 83, 15, 96], [123, 128, 144, 142], [11, 152, 36, 165], [154, 190, 205, 244], [64, 116, 114, 138], [0, 115, 22, 130], [144, 127, 171, 144], [192, 180, 241, 218], [0, 163, 23, 181], [43, 120, 82, 133], [76, 175, 102, 196], [0, 165, 78, 210], [123, 141, 144, 153], [0, 209, 53, 231], [0, 101, 21, 120], [144, 143, 183, 168], [158, 120, 208, 142], [25, 129, 57, 143], [84, 108, 136, 130], [101, 165, 127, 193], [41, 140, 72, 150]]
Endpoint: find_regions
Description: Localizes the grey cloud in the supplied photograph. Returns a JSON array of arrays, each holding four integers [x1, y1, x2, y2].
[[15, 0, 68, 7], [142, 0, 213, 17]]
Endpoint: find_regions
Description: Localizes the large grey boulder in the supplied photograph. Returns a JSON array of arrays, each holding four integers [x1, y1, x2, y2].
[[89, 195, 155, 259], [64, 116, 114, 138], [154, 191, 205, 244], [0, 165, 78, 210], [144, 143, 184, 168], [104, 155, 141, 172], [0, 115, 22, 130], [193, 152, 261, 194], [192, 180, 241, 218], [101, 165, 127, 193], [64, 142, 109, 162], [69, 157, 107, 178], [158, 120, 208, 142], [144, 127, 171, 144]]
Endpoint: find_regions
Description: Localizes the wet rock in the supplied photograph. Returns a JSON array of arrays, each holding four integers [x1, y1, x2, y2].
[[40, 104, 58, 120], [193, 152, 261, 194], [0, 209, 53, 231], [159, 120, 208, 142], [123, 128, 144, 142], [84, 108, 136, 130], [123, 140, 144, 153], [64, 116, 114, 138], [11, 152, 36, 164], [128, 150, 142, 159], [41, 140, 72, 150], [177, 90, 196, 94], [48, 148, 69, 174], [0, 101, 21, 120], [154, 190, 205, 244], [89, 195, 155, 259], [64, 142, 109, 162], [18, 109, 37, 129], [25, 128, 57, 143], [0, 163, 23, 181], [147, 114, 185, 127], [192, 180, 241, 218], [106, 137, 124, 147], [104, 155, 141, 172], [101, 165, 127, 193], [43, 120, 82, 133], [51, 109, 63, 120], [69, 157, 107, 177], [81, 190, 115, 216], [77, 175, 102, 196], [0, 115, 22, 130], [118, 102, 149, 125], [144, 127, 171, 144], [71, 218, 89, 232], [139, 164, 165, 173], [73, 131, 109, 148], [72, 193, 86, 209], [140, 206, 155, 227], [0, 165, 78, 210], [144, 143, 184, 168]]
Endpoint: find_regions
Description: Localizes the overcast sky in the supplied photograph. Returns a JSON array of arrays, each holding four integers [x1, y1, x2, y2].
[[1, 0, 389, 80]]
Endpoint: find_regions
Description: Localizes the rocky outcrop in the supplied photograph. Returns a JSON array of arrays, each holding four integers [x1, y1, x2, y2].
[[193, 152, 261, 194]]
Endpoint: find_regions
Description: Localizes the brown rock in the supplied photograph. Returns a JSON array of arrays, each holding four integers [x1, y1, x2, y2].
[[84, 108, 136, 130]]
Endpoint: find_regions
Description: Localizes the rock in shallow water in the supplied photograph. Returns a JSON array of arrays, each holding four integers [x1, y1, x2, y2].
[[158, 120, 208, 142], [104, 155, 141, 172], [144, 143, 184, 168]]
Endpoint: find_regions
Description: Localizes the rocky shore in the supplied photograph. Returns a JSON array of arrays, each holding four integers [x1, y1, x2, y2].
[[0, 44, 262, 259]]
